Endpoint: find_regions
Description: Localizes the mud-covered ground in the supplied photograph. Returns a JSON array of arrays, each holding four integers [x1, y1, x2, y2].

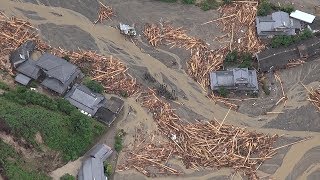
[[1, 0, 320, 179]]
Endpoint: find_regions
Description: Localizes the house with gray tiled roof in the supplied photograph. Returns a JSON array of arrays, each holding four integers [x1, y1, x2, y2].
[[256, 11, 302, 38], [9, 40, 35, 68], [36, 53, 83, 94], [209, 68, 258, 92], [64, 84, 106, 116], [78, 144, 113, 180]]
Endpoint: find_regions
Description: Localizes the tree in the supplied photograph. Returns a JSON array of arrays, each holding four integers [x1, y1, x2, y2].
[[83, 78, 104, 94], [60, 173, 75, 180], [104, 162, 113, 177], [218, 87, 229, 98], [257, 0, 272, 16]]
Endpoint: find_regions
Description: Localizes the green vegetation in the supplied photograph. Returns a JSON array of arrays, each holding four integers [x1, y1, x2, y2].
[[223, 0, 233, 4], [238, 53, 253, 69], [257, 0, 272, 16], [114, 129, 126, 152], [0, 86, 105, 161], [0, 140, 50, 180], [224, 51, 253, 69], [218, 87, 229, 98], [271, 29, 313, 48], [257, 0, 295, 16], [119, 90, 129, 98], [182, 0, 195, 4], [262, 80, 270, 95], [104, 162, 113, 177], [60, 173, 75, 180], [28, 81, 38, 88], [0, 81, 10, 90], [83, 78, 104, 94], [199, 0, 220, 11]]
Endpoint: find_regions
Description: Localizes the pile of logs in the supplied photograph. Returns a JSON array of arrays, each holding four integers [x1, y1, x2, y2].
[[94, 1, 114, 24], [287, 59, 305, 68], [305, 85, 320, 111], [0, 12, 38, 74], [213, 0, 265, 53], [143, 22, 227, 89], [117, 88, 280, 179], [36, 41, 139, 96], [118, 127, 180, 177]]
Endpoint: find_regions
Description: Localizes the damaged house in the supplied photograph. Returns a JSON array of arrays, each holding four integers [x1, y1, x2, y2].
[[256, 11, 302, 38], [209, 68, 259, 92], [256, 37, 320, 71]]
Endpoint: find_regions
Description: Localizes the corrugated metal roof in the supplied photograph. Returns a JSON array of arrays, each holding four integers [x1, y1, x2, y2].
[[15, 73, 32, 85], [105, 97, 124, 114], [290, 10, 315, 23]]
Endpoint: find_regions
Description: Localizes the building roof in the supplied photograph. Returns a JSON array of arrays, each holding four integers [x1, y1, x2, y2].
[[9, 40, 36, 68], [105, 97, 124, 114], [209, 68, 258, 91], [15, 73, 32, 85], [16, 60, 41, 80], [290, 10, 315, 23], [256, 37, 320, 71], [94, 108, 116, 126], [78, 144, 112, 180], [256, 11, 301, 37], [41, 68, 81, 94], [36, 53, 78, 83], [64, 84, 106, 116]]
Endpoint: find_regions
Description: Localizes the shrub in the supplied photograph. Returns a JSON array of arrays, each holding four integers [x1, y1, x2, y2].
[[114, 130, 126, 152], [60, 174, 75, 180], [257, 0, 272, 16], [83, 78, 104, 94], [199, 0, 220, 11], [182, 0, 195, 4], [271, 29, 313, 48], [262, 81, 270, 95], [224, 50, 238, 66], [0, 81, 10, 91], [119, 90, 129, 98], [218, 87, 229, 98], [223, 0, 233, 4], [104, 162, 113, 177], [57, 98, 76, 115], [238, 53, 253, 68]]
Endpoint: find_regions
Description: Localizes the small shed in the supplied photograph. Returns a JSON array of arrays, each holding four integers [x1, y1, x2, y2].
[[15, 73, 32, 85]]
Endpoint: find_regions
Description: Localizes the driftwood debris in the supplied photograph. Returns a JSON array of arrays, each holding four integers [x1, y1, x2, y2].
[[0, 12, 38, 74], [37, 42, 139, 96], [94, 1, 114, 24], [302, 84, 320, 111], [117, 89, 280, 179]]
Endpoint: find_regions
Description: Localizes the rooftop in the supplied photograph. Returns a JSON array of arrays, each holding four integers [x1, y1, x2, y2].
[[64, 84, 106, 116]]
